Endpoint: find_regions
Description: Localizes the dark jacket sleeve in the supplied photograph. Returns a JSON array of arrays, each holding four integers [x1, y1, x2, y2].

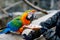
[[40, 12, 60, 29], [40, 12, 60, 34]]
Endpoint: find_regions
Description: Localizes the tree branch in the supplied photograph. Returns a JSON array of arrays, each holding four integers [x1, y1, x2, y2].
[[23, 0, 48, 14]]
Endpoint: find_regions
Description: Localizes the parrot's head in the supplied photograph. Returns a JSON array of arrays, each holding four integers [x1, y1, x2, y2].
[[21, 9, 36, 25], [26, 9, 36, 20]]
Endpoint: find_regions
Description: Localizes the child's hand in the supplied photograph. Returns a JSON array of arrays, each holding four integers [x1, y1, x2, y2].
[[23, 24, 42, 30]]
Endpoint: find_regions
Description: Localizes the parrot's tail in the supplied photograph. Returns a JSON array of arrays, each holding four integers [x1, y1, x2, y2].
[[0, 28, 11, 34]]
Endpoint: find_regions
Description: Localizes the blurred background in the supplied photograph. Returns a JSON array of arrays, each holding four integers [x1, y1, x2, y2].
[[0, 0, 60, 12]]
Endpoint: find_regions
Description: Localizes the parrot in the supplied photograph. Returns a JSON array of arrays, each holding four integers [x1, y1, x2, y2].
[[0, 9, 36, 34]]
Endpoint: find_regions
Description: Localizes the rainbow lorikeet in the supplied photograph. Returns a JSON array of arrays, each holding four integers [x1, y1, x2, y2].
[[0, 9, 36, 34]]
